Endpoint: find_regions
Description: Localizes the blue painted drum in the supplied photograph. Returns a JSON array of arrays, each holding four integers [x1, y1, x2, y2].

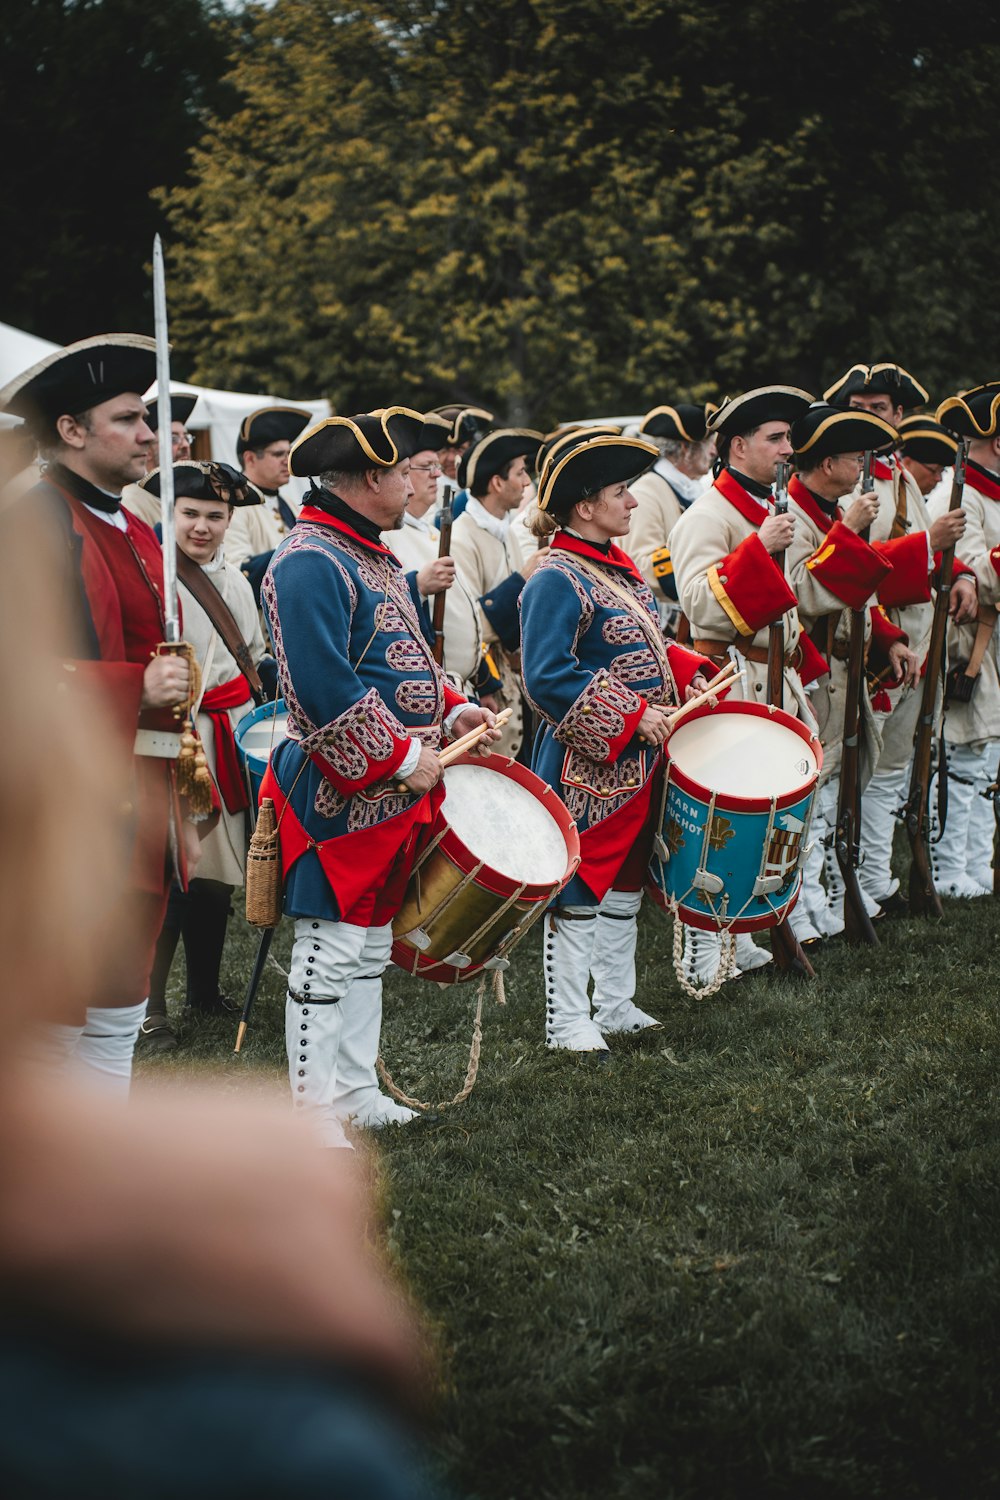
[[234, 698, 290, 810], [647, 700, 822, 933]]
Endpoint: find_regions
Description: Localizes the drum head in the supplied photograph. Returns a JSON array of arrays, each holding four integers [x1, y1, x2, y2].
[[669, 709, 817, 798], [443, 762, 570, 885]]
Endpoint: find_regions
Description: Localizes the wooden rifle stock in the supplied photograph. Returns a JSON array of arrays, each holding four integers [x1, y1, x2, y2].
[[834, 452, 878, 945], [432, 481, 455, 667], [765, 462, 814, 978], [903, 438, 969, 916]]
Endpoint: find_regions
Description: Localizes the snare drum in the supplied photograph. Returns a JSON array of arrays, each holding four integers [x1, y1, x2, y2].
[[235, 699, 291, 809], [392, 754, 580, 983], [647, 700, 822, 933]]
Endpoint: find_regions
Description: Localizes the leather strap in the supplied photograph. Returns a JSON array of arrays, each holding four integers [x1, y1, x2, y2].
[[961, 606, 997, 682], [693, 637, 802, 669], [175, 549, 266, 704]]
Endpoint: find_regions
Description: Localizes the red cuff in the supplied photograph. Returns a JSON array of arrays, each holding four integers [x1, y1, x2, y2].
[[870, 604, 907, 654], [708, 532, 798, 636], [797, 633, 831, 689], [873, 533, 931, 608], [806, 520, 891, 609], [666, 643, 715, 699]]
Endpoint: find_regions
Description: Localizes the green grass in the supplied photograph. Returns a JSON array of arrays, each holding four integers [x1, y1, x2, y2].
[[137, 884, 1000, 1500]]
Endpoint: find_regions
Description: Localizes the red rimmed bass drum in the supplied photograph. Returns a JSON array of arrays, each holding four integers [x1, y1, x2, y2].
[[392, 753, 580, 982], [647, 699, 822, 932]]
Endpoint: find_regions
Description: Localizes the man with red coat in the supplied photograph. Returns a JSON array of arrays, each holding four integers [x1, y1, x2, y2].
[[0, 335, 196, 1094]]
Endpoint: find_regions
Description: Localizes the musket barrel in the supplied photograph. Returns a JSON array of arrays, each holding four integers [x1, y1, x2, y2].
[[153, 234, 180, 644]]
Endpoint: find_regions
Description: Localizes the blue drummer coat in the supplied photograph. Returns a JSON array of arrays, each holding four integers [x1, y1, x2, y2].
[[520, 532, 709, 904], [260, 501, 465, 922]]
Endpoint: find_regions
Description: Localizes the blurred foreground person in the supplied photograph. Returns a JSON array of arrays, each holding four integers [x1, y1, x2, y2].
[[0, 335, 197, 1096], [0, 533, 445, 1497]]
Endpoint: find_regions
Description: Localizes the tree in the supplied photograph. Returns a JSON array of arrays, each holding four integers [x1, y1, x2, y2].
[[0, 0, 239, 343], [161, 0, 1000, 422]]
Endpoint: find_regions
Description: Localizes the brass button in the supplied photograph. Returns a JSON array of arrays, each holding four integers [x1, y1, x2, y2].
[[718, 574, 728, 584], [485, 597, 494, 607], [582, 707, 592, 715]]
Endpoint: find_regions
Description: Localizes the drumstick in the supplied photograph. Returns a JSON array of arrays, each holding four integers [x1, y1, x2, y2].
[[439, 707, 512, 765], [396, 707, 512, 792], [665, 665, 744, 733]]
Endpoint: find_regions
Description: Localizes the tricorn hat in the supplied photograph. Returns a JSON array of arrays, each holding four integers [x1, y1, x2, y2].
[[824, 362, 928, 411], [139, 460, 262, 506], [640, 402, 717, 443], [412, 412, 452, 452], [936, 383, 1000, 440], [792, 403, 898, 463], [0, 334, 157, 425], [707, 386, 813, 438], [537, 433, 658, 515], [897, 414, 959, 465], [431, 404, 494, 447], [236, 405, 312, 460], [289, 406, 426, 478], [144, 391, 198, 433], [535, 424, 621, 477], [461, 428, 543, 492]]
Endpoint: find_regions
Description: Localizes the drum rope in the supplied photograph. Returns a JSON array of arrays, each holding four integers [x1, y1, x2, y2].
[[669, 907, 738, 1000], [376, 968, 506, 1112]]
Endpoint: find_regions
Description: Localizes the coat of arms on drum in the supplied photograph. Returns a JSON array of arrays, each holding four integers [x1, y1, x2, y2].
[[764, 813, 805, 887]]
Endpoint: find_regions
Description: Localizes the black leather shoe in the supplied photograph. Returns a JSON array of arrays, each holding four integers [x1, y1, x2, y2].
[[875, 890, 909, 919], [138, 1014, 177, 1051], [184, 993, 239, 1018]]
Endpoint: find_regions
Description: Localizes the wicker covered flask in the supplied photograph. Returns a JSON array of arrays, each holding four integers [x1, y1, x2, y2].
[[245, 797, 282, 927]]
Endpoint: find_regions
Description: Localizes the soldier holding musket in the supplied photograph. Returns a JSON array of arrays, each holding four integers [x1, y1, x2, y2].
[[784, 404, 924, 943], [926, 383, 1000, 897], [824, 362, 978, 913]]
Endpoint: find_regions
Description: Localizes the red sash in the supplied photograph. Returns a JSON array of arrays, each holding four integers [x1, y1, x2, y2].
[[202, 674, 253, 812]]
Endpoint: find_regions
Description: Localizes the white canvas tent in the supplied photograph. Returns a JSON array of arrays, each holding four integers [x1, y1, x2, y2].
[[0, 323, 331, 498]]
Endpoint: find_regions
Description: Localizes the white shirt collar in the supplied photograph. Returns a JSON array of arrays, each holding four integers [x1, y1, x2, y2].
[[654, 456, 701, 503], [465, 495, 510, 542], [82, 501, 128, 531], [402, 509, 433, 535]]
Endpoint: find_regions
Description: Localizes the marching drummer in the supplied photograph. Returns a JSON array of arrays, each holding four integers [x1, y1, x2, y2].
[[667, 384, 822, 982], [260, 408, 499, 1143], [136, 461, 276, 1049], [519, 430, 713, 1055]]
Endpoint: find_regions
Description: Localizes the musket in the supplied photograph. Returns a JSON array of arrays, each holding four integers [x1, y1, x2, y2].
[[766, 460, 815, 979], [153, 234, 180, 644], [903, 436, 969, 917], [432, 480, 455, 666], [833, 451, 879, 945]]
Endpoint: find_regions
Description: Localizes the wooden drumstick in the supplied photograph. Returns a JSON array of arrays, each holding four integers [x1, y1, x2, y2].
[[638, 658, 739, 743], [396, 707, 512, 792], [438, 707, 512, 767], [664, 664, 743, 734]]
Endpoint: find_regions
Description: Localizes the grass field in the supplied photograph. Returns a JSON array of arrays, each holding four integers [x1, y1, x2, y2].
[[137, 881, 1000, 1500]]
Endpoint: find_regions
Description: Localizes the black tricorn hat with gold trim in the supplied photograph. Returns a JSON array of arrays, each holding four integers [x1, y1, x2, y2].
[[413, 412, 452, 452], [289, 407, 426, 477], [139, 460, 262, 506], [824, 362, 928, 411], [897, 414, 959, 465], [431, 404, 494, 447], [145, 391, 198, 433], [537, 433, 658, 516], [640, 402, 717, 443], [535, 423, 621, 478], [236, 405, 312, 460], [792, 404, 898, 463], [0, 334, 157, 424], [461, 428, 543, 491], [936, 383, 1000, 440], [707, 385, 813, 438]]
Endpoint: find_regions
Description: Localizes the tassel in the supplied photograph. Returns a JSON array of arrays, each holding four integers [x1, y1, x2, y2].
[[246, 797, 283, 928], [176, 719, 214, 818]]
